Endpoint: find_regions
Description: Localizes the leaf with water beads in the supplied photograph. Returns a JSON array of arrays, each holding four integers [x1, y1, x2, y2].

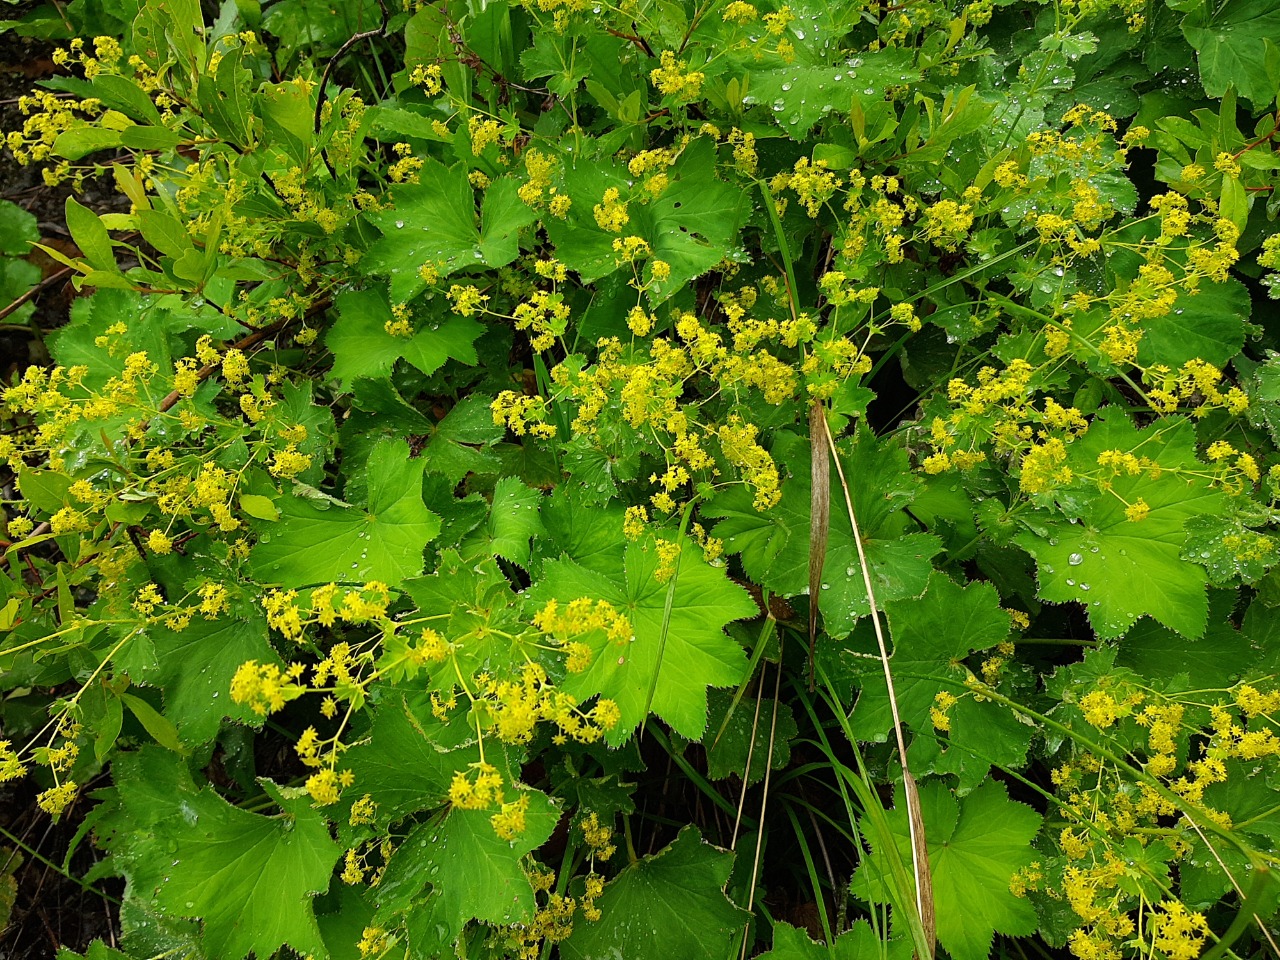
[[251, 438, 440, 589], [1015, 408, 1225, 640], [560, 826, 747, 960]]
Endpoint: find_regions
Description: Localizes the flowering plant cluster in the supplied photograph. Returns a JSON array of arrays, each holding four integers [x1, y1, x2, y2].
[[2, 0, 1280, 957]]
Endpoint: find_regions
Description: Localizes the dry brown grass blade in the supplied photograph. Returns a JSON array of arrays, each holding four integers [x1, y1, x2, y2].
[[903, 769, 936, 957], [819, 410, 936, 959], [808, 402, 831, 692]]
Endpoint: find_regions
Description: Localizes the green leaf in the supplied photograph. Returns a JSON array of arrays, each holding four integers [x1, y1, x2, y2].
[[1136, 279, 1252, 369], [420, 394, 504, 484], [252, 438, 440, 588], [846, 572, 1021, 787], [706, 430, 941, 637], [326, 289, 483, 389], [376, 789, 559, 932], [704, 688, 797, 786], [528, 540, 756, 744], [630, 139, 744, 304], [1015, 408, 1225, 639], [0, 198, 39, 256], [1181, 0, 1280, 103], [850, 778, 1041, 960], [145, 605, 281, 746], [521, 31, 589, 97], [485, 476, 545, 567], [546, 139, 743, 304], [1118, 592, 1251, 688], [746, 49, 917, 134], [561, 826, 748, 960], [102, 748, 341, 960], [342, 695, 481, 827], [364, 169, 536, 302], [65, 196, 116, 273], [239, 493, 279, 521], [119, 692, 186, 755]]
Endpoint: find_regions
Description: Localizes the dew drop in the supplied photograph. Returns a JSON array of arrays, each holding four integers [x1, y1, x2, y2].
[[1068, 552, 1084, 566]]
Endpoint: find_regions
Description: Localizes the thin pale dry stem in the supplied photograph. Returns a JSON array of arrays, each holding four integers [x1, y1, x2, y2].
[[738, 642, 784, 960], [808, 401, 831, 692], [731, 672, 767, 850], [1186, 818, 1280, 956], [817, 408, 936, 958]]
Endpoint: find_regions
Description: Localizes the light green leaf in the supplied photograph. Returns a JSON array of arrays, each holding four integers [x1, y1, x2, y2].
[[746, 49, 917, 134], [239, 494, 280, 522], [847, 572, 1021, 787], [65, 196, 116, 273], [102, 748, 341, 960], [1136, 279, 1252, 369], [529, 540, 756, 744], [326, 289, 482, 389], [342, 695, 481, 828], [252, 438, 440, 588], [142, 604, 282, 746], [486, 476, 545, 567], [851, 778, 1041, 960], [1181, 0, 1280, 103], [376, 789, 559, 931], [561, 826, 747, 960], [364, 168, 536, 302], [1015, 408, 1225, 639]]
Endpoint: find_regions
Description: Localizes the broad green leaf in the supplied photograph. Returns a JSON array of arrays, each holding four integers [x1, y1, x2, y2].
[[537, 485, 627, 575], [420, 394, 504, 484], [704, 688, 797, 786], [850, 778, 1041, 960], [521, 31, 589, 97], [630, 139, 743, 304], [145, 605, 281, 746], [706, 430, 941, 637], [375, 789, 559, 932], [1015, 408, 1225, 639], [848, 572, 1021, 788], [746, 49, 917, 134], [102, 748, 341, 960], [528, 540, 756, 744], [546, 140, 742, 304], [0, 198, 38, 256], [561, 826, 748, 960], [342, 695, 481, 827], [252, 438, 440, 588], [364, 168, 536, 302], [1136, 279, 1252, 369], [485, 475, 544, 567], [1118, 593, 1251, 688], [1181, 0, 1280, 103], [326, 288, 483, 389]]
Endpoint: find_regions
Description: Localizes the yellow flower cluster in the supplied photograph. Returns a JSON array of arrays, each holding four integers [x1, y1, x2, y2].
[[230, 659, 306, 715], [649, 50, 704, 100], [492, 390, 558, 438]]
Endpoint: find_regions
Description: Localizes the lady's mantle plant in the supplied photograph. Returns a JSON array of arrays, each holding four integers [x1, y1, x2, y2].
[[2, 0, 1280, 957]]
